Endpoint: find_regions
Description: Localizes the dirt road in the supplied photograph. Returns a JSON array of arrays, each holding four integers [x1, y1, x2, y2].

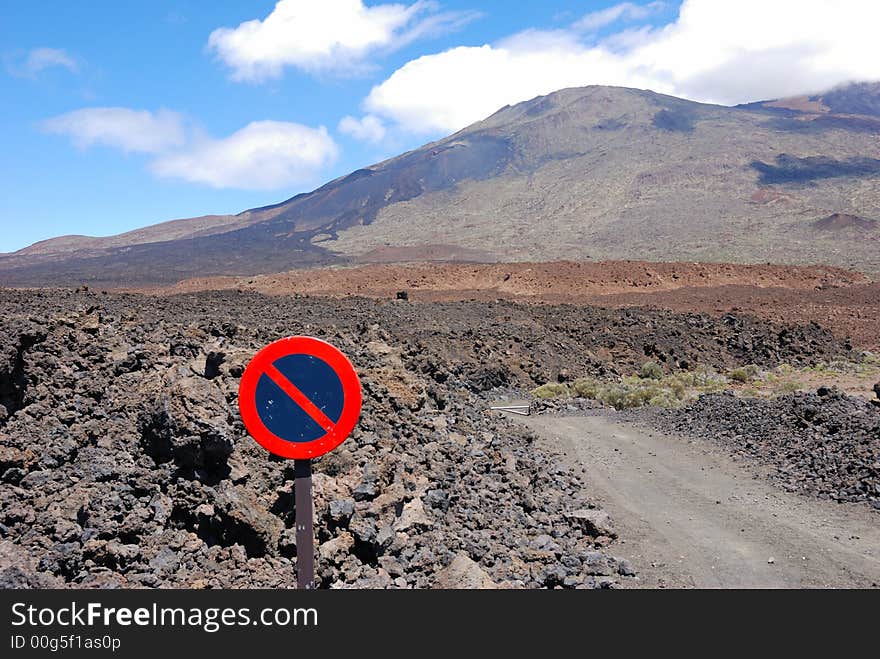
[[518, 414, 880, 588]]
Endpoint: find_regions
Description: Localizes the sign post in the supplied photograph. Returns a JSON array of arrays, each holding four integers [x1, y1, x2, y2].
[[239, 336, 362, 590], [293, 459, 315, 589]]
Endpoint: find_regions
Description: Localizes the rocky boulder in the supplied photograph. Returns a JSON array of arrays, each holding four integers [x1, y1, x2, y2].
[[139, 369, 235, 475]]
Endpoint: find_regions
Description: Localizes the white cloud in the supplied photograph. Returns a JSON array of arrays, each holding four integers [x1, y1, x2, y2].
[[152, 121, 338, 189], [338, 114, 386, 142], [42, 108, 186, 154], [8, 47, 80, 78], [207, 0, 479, 81], [574, 2, 664, 32], [365, 0, 880, 135], [365, 43, 662, 134], [44, 107, 338, 190]]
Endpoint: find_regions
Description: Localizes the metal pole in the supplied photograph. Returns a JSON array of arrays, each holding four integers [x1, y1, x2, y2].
[[294, 459, 315, 589]]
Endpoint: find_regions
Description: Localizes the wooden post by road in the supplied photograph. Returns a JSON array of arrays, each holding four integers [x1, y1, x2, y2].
[[294, 459, 315, 589]]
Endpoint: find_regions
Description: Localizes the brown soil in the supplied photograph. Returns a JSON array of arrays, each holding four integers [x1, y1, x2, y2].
[[764, 96, 829, 114], [749, 188, 794, 205], [139, 260, 879, 351]]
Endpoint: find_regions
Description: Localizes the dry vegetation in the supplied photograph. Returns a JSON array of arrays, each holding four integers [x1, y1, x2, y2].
[[533, 353, 880, 410]]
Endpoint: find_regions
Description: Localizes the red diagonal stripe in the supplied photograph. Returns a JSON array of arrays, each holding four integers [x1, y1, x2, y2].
[[264, 363, 336, 433]]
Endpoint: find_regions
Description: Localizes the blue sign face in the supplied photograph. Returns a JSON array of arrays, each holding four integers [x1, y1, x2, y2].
[[254, 354, 345, 443]]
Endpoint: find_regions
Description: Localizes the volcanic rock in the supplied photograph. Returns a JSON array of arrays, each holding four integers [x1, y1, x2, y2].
[[433, 553, 497, 589]]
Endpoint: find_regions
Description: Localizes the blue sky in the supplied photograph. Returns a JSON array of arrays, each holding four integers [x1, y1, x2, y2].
[[1, 1, 877, 252]]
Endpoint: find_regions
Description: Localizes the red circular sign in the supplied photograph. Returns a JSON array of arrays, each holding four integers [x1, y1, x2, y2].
[[238, 336, 362, 459]]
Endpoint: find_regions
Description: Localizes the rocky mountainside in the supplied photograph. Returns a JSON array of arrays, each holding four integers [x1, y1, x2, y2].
[[3, 82, 880, 286]]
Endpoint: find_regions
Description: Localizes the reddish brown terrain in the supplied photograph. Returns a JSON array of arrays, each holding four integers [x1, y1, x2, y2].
[[143, 260, 879, 351]]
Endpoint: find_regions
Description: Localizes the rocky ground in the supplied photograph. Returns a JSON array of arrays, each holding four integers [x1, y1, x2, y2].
[[0, 287, 860, 588], [637, 389, 880, 509], [152, 260, 879, 351]]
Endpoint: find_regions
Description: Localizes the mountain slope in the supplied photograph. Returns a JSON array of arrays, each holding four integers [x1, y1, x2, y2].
[[3, 83, 880, 286], [739, 81, 880, 120], [333, 85, 880, 270]]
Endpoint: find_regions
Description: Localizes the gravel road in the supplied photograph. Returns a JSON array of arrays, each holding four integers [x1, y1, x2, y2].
[[519, 414, 880, 588]]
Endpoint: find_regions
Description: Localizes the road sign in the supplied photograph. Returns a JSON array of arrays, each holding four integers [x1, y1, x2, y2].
[[238, 336, 362, 460], [238, 336, 362, 590]]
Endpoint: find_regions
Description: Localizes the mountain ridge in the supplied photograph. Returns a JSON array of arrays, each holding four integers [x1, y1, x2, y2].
[[3, 82, 880, 286]]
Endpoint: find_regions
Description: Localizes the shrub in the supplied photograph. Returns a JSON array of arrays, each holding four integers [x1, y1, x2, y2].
[[691, 365, 729, 390], [591, 375, 686, 410], [533, 382, 570, 399], [772, 380, 801, 396], [639, 361, 664, 380], [533, 363, 736, 411], [571, 378, 600, 398], [667, 377, 687, 399], [648, 390, 679, 407], [729, 364, 759, 383], [671, 365, 728, 391]]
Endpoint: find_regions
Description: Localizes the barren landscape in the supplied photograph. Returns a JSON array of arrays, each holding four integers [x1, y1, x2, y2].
[[2, 76, 880, 590], [1, 274, 877, 588], [153, 260, 880, 351]]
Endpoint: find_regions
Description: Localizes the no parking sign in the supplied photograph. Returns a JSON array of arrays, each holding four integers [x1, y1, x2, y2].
[[239, 336, 362, 589], [239, 336, 362, 459]]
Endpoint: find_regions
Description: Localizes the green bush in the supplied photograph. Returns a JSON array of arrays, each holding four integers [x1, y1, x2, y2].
[[571, 378, 600, 398], [535, 356, 877, 410], [639, 361, 664, 380], [571, 374, 688, 410], [772, 380, 801, 396], [648, 390, 680, 407], [533, 382, 570, 399], [667, 377, 687, 399], [729, 364, 759, 383], [690, 366, 729, 390], [533, 362, 743, 411]]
